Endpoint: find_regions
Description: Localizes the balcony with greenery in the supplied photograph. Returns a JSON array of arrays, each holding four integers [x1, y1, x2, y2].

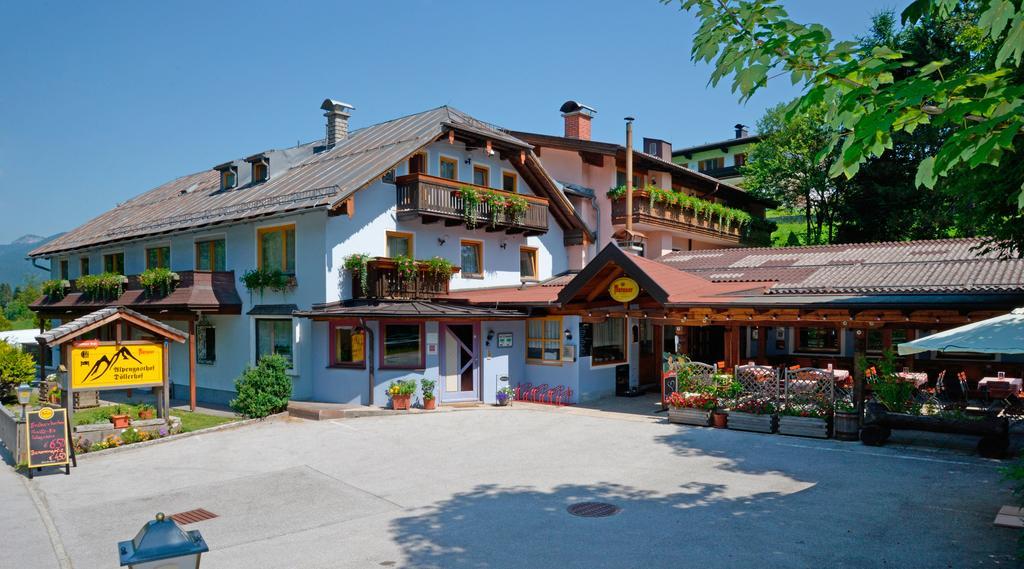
[[608, 186, 768, 245], [396, 173, 549, 235], [344, 254, 460, 300]]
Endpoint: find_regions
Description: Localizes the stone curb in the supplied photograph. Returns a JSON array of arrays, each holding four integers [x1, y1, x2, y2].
[[75, 412, 282, 460]]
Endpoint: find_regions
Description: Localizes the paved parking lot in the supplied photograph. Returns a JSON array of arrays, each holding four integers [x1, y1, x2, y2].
[[9, 404, 1021, 568]]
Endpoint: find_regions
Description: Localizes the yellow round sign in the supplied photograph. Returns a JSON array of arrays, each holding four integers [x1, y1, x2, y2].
[[609, 277, 640, 303], [38, 407, 54, 420]]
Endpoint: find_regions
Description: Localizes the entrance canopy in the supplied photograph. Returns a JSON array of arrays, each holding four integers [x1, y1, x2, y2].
[[897, 308, 1024, 355]]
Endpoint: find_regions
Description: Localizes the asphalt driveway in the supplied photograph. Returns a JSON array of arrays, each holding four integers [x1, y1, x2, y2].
[[12, 405, 1021, 568]]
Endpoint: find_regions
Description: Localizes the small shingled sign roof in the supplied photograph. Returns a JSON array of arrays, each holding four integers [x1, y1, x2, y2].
[[37, 306, 188, 346]]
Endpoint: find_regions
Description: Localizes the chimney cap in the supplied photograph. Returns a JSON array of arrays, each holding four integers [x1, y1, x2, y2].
[[734, 123, 747, 130], [321, 99, 355, 114], [559, 100, 596, 116]]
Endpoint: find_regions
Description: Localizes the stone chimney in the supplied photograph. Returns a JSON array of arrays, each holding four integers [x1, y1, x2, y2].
[[321, 99, 355, 147], [734, 123, 749, 139], [560, 100, 597, 140]]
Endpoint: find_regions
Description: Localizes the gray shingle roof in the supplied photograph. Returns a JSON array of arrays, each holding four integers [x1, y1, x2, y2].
[[37, 306, 188, 345], [657, 238, 1024, 295], [29, 107, 533, 257]]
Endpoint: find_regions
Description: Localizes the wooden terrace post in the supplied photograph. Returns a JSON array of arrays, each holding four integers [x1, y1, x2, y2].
[[852, 328, 867, 426], [188, 314, 197, 412]]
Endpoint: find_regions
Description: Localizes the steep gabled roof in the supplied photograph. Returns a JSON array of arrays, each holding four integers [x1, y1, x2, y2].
[[30, 106, 588, 257]]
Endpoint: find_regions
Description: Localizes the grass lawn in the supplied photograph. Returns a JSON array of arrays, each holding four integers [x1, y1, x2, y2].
[[70, 402, 236, 432]]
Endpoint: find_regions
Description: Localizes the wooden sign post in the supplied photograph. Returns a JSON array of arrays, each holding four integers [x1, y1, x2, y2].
[[25, 407, 72, 478]]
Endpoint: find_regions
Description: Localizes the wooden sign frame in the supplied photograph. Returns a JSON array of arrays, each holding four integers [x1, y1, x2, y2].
[[25, 407, 74, 477]]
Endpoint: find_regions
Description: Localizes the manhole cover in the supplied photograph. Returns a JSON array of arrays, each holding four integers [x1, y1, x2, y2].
[[567, 502, 621, 518], [170, 508, 218, 525]]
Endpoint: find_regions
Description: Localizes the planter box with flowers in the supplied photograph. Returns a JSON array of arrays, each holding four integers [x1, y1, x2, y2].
[[778, 405, 832, 438], [666, 392, 716, 426], [727, 399, 777, 433], [387, 379, 418, 410]]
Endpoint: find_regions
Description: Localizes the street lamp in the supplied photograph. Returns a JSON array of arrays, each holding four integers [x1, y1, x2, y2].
[[118, 512, 208, 569], [17, 383, 31, 419]]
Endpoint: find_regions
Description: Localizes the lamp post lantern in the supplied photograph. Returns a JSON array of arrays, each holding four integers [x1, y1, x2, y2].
[[16, 383, 31, 419], [118, 513, 208, 569]]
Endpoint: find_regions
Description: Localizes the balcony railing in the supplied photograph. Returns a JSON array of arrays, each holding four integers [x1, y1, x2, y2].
[[396, 173, 549, 235], [610, 190, 749, 244], [350, 257, 460, 300]]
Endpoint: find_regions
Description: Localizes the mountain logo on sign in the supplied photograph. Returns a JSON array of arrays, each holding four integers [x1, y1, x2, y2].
[[81, 346, 144, 383]]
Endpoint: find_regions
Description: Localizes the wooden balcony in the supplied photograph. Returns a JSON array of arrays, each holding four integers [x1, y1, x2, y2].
[[610, 190, 746, 244], [396, 173, 549, 235], [351, 257, 461, 300]]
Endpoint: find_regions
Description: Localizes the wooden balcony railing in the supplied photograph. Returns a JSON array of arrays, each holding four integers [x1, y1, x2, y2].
[[610, 190, 749, 244], [396, 173, 549, 235], [350, 257, 460, 300]]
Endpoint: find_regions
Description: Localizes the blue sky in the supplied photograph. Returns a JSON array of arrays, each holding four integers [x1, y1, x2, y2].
[[0, 0, 897, 243]]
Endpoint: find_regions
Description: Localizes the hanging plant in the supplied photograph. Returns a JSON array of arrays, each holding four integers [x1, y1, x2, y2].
[[42, 279, 69, 301], [504, 195, 529, 225], [139, 267, 179, 298], [455, 186, 480, 229], [481, 192, 505, 226], [422, 256, 455, 280], [343, 253, 371, 296], [394, 255, 417, 282]]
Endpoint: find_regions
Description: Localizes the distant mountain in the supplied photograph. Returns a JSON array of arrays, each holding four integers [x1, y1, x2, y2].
[[0, 233, 63, 286]]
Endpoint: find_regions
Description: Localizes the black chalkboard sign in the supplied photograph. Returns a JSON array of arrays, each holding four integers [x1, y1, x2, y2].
[[26, 408, 70, 469], [579, 323, 593, 358]]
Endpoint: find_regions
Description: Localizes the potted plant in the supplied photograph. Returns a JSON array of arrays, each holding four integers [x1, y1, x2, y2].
[[387, 379, 417, 410], [496, 386, 514, 406], [137, 403, 156, 420], [46, 384, 62, 405], [421, 378, 437, 410], [712, 378, 742, 429], [833, 395, 860, 441], [666, 392, 717, 426], [778, 401, 832, 438], [109, 405, 131, 429], [727, 398, 778, 433]]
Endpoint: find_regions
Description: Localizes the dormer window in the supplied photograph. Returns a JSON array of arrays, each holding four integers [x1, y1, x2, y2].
[[247, 153, 269, 185], [214, 162, 238, 191]]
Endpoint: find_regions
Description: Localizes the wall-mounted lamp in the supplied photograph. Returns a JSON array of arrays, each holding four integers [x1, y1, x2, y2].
[[499, 240, 508, 250], [464, 157, 472, 165], [486, 330, 495, 346], [564, 328, 573, 341], [438, 234, 448, 246]]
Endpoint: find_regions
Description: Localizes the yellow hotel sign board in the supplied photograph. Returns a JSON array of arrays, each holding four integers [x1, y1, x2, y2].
[[608, 277, 640, 303], [70, 343, 164, 389]]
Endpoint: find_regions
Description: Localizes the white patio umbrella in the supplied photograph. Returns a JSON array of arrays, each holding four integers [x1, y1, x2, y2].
[[897, 308, 1024, 355]]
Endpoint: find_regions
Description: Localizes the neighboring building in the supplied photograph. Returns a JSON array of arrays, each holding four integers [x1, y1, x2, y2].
[[672, 124, 761, 186], [511, 102, 774, 262]]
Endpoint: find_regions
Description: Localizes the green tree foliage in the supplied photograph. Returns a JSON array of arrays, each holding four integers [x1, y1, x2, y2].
[[3, 277, 40, 329], [0, 342, 36, 399], [743, 103, 841, 244], [672, 0, 1024, 252], [0, 283, 12, 308], [229, 354, 293, 418]]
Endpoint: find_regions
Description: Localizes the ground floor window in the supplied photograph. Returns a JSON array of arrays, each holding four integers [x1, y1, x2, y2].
[[256, 318, 293, 366], [331, 322, 366, 368], [527, 317, 561, 363], [382, 323, 422, 368], [797, 327, 840, 354], [592, 318, 626, 365], [197, 323, 216, 364]]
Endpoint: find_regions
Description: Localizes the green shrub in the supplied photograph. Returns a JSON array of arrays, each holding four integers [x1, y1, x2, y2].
[[0, 342, 35, 400], [230, 354, 292, 418]]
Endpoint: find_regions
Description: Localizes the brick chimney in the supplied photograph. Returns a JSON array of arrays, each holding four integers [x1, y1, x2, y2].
[[734, 123, 749, 139], [560, 100, 596, 140], [321, 99, 355, 147]]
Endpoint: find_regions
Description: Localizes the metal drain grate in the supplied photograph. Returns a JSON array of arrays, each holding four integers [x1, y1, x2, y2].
[[567, 502, 621, 518], [170, 508, 218, 525]]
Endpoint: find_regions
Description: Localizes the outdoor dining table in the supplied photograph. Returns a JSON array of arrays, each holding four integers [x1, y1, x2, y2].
[[978, 376, 1023, 392], [896, 371, 929, 387]]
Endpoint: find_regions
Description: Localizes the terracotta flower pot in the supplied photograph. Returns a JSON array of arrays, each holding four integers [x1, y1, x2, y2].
[[109, 414, 131, 429], [712, 411, 728, 429], [423, 397, 436, 410], [138, 409, 155, 420], [392, 394, 411, 411]]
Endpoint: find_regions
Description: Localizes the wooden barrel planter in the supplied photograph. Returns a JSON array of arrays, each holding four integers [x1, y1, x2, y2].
[[860, 402, 1009, 458], [668, 407, 712, 427], [778, 415, 831, 439], [726, 411, 776, 433], [833, 411, 860, 441]]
